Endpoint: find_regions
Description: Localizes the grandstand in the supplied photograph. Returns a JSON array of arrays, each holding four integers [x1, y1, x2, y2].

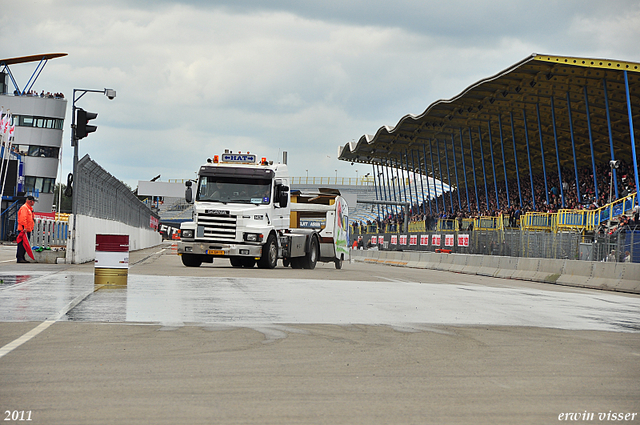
[[338, 53, 640, 261]]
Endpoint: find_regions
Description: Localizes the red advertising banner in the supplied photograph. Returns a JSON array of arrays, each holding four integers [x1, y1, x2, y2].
[[399, 235, 407, 245], [370, 236, 377, 244], [420, 235, 429, 245], [34, 212, 56, 220], [431, 234, 441, 246], [409, 235, 417, 246], [445, 234, 454, 247], [391, 235, 398, 245], [458, 234, 470, 247]]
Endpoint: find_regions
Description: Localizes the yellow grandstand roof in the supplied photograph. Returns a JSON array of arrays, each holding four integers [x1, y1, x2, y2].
[[338, 53, 640, 191]]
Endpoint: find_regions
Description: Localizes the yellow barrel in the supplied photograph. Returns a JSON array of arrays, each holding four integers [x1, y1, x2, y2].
[[94, 268, 128, 286]]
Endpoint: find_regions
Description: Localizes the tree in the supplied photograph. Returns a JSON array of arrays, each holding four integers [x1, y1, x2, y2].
[[53, 183, 73, 213]]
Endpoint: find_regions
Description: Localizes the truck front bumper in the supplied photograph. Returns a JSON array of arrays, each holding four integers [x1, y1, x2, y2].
[[177, 240, 263, 258]]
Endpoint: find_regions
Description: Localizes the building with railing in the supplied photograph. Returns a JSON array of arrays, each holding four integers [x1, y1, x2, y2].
[[1, 53, 68, 218]]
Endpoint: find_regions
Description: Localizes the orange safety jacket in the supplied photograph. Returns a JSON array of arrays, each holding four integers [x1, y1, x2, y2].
[[17, 203, 35, 232]]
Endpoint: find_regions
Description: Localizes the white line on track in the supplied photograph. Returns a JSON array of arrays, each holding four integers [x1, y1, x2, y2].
[[0, 284, 105, 359]]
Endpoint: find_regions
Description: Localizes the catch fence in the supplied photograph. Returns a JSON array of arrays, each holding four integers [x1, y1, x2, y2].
[[75, 155, 159, 230]]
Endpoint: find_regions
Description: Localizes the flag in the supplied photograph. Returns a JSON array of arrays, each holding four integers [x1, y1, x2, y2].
[[17, 231, 35, 261]]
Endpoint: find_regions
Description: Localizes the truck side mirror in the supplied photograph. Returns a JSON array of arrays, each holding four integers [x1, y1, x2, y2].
[[277, 184, 289, 207], [185, 180, 193, 204]]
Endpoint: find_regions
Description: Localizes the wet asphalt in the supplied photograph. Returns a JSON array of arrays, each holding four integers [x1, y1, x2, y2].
[[0, 242, 639, 424]]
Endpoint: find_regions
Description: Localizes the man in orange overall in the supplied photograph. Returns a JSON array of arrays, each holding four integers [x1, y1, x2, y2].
[[16, 196, 36, 263]]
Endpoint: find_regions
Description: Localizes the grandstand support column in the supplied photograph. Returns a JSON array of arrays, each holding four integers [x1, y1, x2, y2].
[[522, 108, 536, 209], [498, 115, 510, 208], [584, 86, 599, 200], [603, 78, 619, 200], [550, 97, 566, 208], [451, 134, 462, 209], [536, 104, 550, 205], [372, 163, 382, 219], [392, 160, 400, 214], [487, 121, 499, 210], [400, 153, 410, 212], [510, 112, 524, 207], [421, 144, 433, 214], [624, 70, 640, 208], [436, 139, 446, 213], [566, 91, 581, 204], [477, 126, 489, 211], [467, 129, 480, 211], [459, 129, 471, 211], [381, 159, 390, 217], [410, 150, 422, 215], [443, 136, 454, 213], [404, 150, 415, 214], [428, 139, 439, 213]]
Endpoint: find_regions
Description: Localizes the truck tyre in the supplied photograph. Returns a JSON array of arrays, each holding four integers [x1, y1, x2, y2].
[[181, 254, 203, 267], [302, 235, 318, 269], [334, 257, 343, 269], [257, 234, 278, 269], [230, 257, 243, 267]]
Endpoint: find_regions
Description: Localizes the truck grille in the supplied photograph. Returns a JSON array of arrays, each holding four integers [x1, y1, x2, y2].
[[197, 212, 237, 241]]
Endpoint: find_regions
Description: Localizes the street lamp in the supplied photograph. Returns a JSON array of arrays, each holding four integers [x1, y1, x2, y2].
[[70, 88, 116, 263]]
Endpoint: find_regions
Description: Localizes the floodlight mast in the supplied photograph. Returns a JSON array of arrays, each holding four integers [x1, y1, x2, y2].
[[70, 88, 116, 263]]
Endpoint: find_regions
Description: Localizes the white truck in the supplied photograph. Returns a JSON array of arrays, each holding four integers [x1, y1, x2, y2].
[[177, 151, 349, 269]]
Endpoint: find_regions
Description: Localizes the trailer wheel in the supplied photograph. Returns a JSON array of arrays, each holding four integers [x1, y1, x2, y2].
[[181, 254, 202, 267], [334, 258, 343, 269], [257, 234, 278, 269], [302, 235, 318, 269]]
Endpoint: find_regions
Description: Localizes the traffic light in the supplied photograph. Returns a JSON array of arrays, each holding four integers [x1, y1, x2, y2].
[[76, 108, 98, 139]]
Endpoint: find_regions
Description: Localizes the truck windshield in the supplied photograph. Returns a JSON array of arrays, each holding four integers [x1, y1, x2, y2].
[[197, 176, 272, 204]]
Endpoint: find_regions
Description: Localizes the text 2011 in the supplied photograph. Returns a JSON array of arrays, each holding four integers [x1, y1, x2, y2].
[[4, 411, 32, 421]]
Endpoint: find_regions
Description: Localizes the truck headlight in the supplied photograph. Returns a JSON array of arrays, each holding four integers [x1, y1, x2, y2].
[[243, 233, 263, 242], [181, 229, 194, 239]]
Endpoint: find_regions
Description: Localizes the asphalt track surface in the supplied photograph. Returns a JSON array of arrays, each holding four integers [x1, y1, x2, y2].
[[0, 242, 639, 424]]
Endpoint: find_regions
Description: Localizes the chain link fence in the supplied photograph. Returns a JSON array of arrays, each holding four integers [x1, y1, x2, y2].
[[76, 155, 159, 229]]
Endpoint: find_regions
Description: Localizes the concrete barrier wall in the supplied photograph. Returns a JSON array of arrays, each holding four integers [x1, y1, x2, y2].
[[349, 249, 640, 294], [67, 215, 162, 264]]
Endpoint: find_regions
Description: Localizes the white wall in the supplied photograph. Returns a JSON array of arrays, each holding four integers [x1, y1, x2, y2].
[[66, 214, 162, 264]]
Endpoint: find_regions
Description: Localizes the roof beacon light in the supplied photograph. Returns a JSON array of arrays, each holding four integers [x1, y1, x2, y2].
[[213, 155, 219, 163], [261, 157, 268, 165]]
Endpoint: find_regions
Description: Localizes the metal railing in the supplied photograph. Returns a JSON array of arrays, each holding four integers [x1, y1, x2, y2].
[[290, 176, 374, 186]]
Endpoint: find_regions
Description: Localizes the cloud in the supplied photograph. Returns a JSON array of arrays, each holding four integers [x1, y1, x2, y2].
[[1, 0, 639, 188]]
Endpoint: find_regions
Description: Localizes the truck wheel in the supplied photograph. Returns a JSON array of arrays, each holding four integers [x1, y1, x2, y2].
[[257, 234, 278, 269], [181, 254, 202, 267], [230, 257, 243, 267], [334, 258, 343, 269], [302, 236, 318, 269]]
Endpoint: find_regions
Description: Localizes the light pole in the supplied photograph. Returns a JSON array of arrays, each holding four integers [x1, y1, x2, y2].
[[70, 88, 116, 263]]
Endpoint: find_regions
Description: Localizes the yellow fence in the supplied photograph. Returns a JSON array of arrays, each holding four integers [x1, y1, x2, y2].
[[355, 192, 638, 235]]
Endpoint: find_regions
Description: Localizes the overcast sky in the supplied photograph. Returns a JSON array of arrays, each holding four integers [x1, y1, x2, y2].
[[2, 0, 639, 188]]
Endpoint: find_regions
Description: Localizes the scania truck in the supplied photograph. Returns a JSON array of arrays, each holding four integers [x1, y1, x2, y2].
[[177, 151, 349, 269]]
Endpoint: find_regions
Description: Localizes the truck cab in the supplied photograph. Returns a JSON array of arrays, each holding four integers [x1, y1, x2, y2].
[[177, 151, 348, 269]]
